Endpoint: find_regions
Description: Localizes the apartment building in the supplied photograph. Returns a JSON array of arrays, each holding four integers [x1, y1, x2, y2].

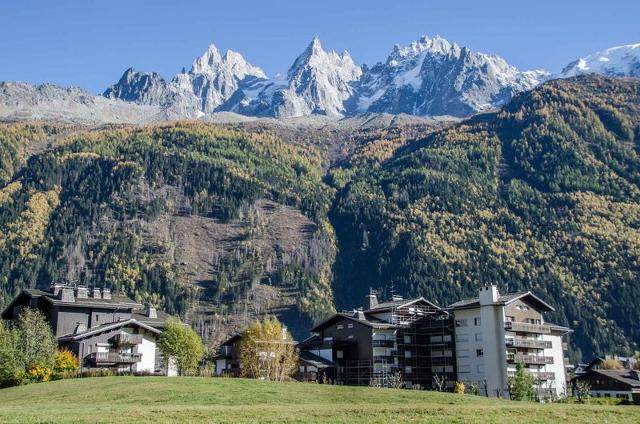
[[299, 295, 457, 388], [449, 285, 570, 398]]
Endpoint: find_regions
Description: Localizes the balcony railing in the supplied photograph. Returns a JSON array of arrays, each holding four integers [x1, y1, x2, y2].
[[506, 337, 552, 349], [530, 372, 556, 381], [373, 355, 395, 364], [111, 333, 143, 347], [505, 321, 551, 334], [507, 353, 554, 365], [90, 352, 141, 365], [372, 339, 395, 348]]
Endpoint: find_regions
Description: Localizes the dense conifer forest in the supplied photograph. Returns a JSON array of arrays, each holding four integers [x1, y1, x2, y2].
[[0, 75, 638, 359]]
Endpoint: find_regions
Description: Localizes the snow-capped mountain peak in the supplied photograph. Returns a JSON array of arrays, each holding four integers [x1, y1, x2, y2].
[[560, 43, 640, 78]]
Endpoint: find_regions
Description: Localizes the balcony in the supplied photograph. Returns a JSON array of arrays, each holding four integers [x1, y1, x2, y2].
[[505, 321, 551, 334], [506, 337, 552, 349], [90, 352, 141, 365], [530, 372, 556, 381], [111, 333, 143, 347], [507, 353, 554, 365], [373, 355, 394, 364], [372, 339, 395, 348]]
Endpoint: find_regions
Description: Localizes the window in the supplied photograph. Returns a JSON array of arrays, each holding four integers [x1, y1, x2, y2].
[[456, 349, 470, 358], [474, 317, 481, 326], [347, 335, 354, 339], [430, 335, 443, 343], [347, 323, 354, 329], [405, 366, 412, 374], [404, 335, 411, 343], [433, 366, 444, 373], [336, 350, 344, 358], [475, 333, 483, 342], [456, 334, 469, 343], [95, 314, 99, 322], [443, 335, 452, 342], [505, 316, 514, 323], [405, 351, 412, 358], [476, 349, 484, 357], [455, 319, 468, 327], [323, 337, 333, 342], [336, 324, 343, 330], [458, 365, 470, 373]]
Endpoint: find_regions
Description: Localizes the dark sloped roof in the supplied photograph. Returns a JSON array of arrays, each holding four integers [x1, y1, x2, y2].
[[366, 297, 440, 313], [131, 309, 172, 327], [299, 351, 334, 368], [583, 369, 640, 388], [310, 312, 400, 333], [57, 318, 160, 341], [448, 291, 554, 312]]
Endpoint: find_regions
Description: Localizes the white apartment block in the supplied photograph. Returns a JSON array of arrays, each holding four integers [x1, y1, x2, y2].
[[449, 286, 570, 398]]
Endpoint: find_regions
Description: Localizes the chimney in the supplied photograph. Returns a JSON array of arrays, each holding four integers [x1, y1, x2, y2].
[[74, 322, 87, 334], [146, 305, 157, 319], [354, 310, 366, 320], [76, 286, 88, 299], [59, 286, 75, 303], [101, 288, 111, 300], [479, 285, 499, 306], [50, 282, 64, 296], [92, 287, 101, 298], [366, 292, 378, 310]]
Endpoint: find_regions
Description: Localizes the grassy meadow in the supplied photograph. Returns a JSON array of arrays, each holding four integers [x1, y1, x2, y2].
[[0, 376, 638, 423]]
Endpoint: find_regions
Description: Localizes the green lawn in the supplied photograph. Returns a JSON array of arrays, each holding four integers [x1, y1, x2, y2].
[[0, 377, 638, 423]]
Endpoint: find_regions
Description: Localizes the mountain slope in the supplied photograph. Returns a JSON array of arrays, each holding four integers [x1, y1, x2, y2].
[[329, 75, 640, 360], [0, 123, 336, 342], [561, 43, 640, 78]]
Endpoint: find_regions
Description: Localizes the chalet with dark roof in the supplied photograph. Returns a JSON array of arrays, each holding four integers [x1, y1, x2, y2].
[[573, 369, 640, 403], [1, 283, 175, 375]]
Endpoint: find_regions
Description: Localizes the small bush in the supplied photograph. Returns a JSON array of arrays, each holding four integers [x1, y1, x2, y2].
[[54, 350, 79, 374], [26, 363, 52, 383], [453, 381, 465, 394]]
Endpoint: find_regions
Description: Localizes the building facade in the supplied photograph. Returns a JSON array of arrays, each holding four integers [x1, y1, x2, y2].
[[573, 369, 640, 403], [1, 283, 174, 375], [449, 286, 570, 398], [300, 295, 457, 389]]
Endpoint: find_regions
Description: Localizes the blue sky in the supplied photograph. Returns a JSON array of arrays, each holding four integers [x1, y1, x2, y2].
[[2, 0, 639, 93]]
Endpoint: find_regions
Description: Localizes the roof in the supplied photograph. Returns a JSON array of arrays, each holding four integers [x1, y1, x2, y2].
[[310, 313, 401, 333], [131, 309, 172, 328], [448, 291, 555, 312], [57, 318, 161, 342], [365, 297, 440, 313], [299, 351, 335, 368], [579, 369, 640, 388], [220, 334, 242, 346]]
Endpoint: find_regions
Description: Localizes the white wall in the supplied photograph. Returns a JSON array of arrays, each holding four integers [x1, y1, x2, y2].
[[453, 308, 487, 388], [134, 331, 157, 373], [542, 332, 567, 397]]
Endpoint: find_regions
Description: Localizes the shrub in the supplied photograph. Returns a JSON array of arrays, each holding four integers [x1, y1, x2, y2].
[[54, 350, 80, 374], [453, 381, 465, 394], [26, 363, 52, 383]]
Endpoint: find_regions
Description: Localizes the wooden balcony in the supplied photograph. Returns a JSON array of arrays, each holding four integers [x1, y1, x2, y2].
[[111, 333, 143, 347], [90, 352, 141, 365], [506, 337, 552, 349], [505, 321, 551, 334], [507, 353, 554, 365]]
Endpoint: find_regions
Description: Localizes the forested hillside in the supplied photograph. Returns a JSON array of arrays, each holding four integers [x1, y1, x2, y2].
[[0, 123, 336, 342], [330, 75, 640, 360], [0, 75, 639, 359]]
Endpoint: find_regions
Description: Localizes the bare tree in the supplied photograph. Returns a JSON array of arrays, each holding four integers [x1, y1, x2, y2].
[[433, 373, 447, 391], [575, 380, 592, 403]]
